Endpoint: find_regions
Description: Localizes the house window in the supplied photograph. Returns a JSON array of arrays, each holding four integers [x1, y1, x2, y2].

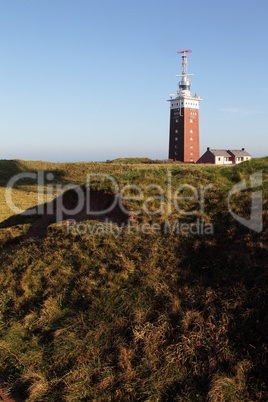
[[190, 158, 194, 162], [218, 157, 221, 161]]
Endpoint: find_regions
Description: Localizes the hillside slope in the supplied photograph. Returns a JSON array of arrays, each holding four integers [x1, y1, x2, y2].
[[0, 158, 267, 401]]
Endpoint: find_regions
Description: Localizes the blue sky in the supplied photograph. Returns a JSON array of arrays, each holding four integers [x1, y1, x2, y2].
[[0, 0, 267, 162]]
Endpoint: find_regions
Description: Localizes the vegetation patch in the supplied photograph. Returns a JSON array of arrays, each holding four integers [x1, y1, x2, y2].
[[0, 157, 267, 401]]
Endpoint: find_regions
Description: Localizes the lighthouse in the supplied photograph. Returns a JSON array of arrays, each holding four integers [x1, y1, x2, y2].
[[168, 50, 202, 162]]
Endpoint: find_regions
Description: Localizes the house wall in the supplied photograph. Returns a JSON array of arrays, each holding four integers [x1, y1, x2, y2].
[[235, 156, 252, 164], [215, 156, 224, 165], [231, 155, 252, 164], [196, 150, 215, 164], [230, 155, 236, 164]]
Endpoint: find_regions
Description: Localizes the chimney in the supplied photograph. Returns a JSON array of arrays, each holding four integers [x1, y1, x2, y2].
[[207, 147, 211, 151], [242, 147, 245, 151]]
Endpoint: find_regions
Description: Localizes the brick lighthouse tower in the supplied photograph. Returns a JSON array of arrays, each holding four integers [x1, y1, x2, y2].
[[168, 50, 202, 162]]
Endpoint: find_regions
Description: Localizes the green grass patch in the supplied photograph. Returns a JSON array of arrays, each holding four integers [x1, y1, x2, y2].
[[0, 157, 267, 400]]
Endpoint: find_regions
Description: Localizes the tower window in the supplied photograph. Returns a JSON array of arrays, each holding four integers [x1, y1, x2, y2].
[[175, 152, 178, 155], [190, 129, 193, 133], [175, 130, 178, 133], [175, 137, 178, 140], [191, 152, 193, 155], [190, 158, 194, 162], [190, 137, 193, 141], [175, 119, 179, 123], [190, 145, 193, 149], [190, 119, 193, 123]]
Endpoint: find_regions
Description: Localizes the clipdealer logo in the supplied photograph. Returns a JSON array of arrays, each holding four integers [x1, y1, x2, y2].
[[5, 170, 264, 235], [228, 171, 263, 233]]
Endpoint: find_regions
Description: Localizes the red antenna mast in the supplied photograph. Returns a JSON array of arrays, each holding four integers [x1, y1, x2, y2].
[[177, 50, 192, 54]]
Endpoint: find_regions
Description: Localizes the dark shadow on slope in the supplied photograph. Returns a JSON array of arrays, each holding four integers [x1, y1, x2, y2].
[[0, 377, 23, 402], [173, 216, 268, 395], [1, 186, 130, 242], [0, 160, 27, 187]]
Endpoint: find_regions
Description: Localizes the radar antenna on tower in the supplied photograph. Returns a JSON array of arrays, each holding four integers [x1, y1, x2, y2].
[[176, 50, 194, 92]]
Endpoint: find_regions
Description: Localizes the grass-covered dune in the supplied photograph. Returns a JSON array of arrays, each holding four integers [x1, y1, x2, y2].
[[0, 158, 267, 401]]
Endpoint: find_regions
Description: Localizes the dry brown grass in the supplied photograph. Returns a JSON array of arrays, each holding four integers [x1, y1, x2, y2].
[[0, 157, 267, 400]]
